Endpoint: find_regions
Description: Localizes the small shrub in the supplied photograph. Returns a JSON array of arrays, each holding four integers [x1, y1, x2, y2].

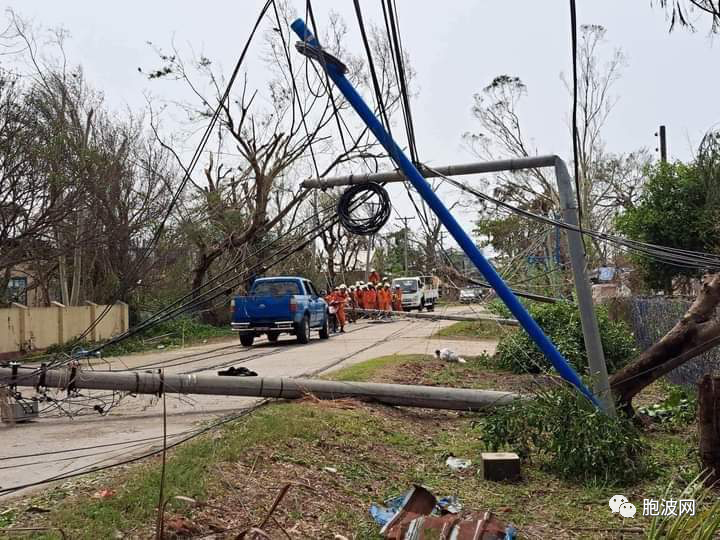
[[479, 388, 654, 485], [639, 384, 697, 426], [493, 301, 636, 375]]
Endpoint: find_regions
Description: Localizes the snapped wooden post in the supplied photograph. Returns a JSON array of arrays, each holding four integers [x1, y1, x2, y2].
[[51, 301, 66, 345], [85, 301, 99, 342], [10, 302, 28, 352], [698, 375, 720, 486]]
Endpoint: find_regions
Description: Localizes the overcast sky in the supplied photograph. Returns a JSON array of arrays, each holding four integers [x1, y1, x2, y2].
[[2, 1, 718, 239]]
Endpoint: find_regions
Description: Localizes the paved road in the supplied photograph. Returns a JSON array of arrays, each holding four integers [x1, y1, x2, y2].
[[0, 306, 498, 500]]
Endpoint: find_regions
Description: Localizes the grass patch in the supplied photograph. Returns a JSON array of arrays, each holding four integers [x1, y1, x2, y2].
[[433, 320, 508, 340], [4, 355, 701, 539], [325, 354, 428, 382], [33, 316, 233, 360]]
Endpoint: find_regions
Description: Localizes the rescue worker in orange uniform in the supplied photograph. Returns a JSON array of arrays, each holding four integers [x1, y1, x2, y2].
[[368, 269, 381, 286], [365, 283, 378, 312], [347, 285, 357, 323], [392, 285, 403, 311], [383, 283, 393, 315], [377, 283, 387, 311], [334, 284, 348, 332]]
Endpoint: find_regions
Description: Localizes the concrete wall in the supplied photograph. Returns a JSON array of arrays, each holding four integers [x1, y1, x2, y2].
[[0, 301, 129, 355]]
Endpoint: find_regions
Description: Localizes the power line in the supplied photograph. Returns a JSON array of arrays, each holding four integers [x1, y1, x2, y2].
[[135, 0, 274, 276], [426, 165, 720, 271], [569, 0, 584, 234]]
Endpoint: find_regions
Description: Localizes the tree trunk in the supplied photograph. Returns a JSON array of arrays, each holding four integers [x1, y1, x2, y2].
[[698, 375, 720, 486], [69, 246, 81, 306], [610, 273, 720, 413], [58, 254, 70, 306]]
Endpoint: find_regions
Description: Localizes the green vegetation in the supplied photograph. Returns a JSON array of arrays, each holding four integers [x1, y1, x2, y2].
[[639, 384, 698, 427], [40, 316, 232, 359], [616, 133, 720, 292], [4, 354, 703, 538], [493, 301, 637, 375], [479, 387, 654, 486], [647, 473, 720, 539], [433, 319, 508, 340], [326, 354, 425, 382]]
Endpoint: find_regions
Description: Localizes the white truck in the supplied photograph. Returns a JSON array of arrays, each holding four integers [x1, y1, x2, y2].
[[392, 275, 439, 312]]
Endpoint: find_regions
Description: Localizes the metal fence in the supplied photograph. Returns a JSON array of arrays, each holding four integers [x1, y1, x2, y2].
[[626, 296, 720, 386]]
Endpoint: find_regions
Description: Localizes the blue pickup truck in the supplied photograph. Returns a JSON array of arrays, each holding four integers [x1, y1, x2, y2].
[[231, 276, 329, 346]]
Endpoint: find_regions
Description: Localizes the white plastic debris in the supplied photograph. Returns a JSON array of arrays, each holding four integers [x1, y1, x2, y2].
[[435, 348, 467, 363], [445, 456, 472, 471]]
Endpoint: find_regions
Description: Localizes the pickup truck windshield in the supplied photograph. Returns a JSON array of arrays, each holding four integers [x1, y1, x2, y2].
[[252, 280, 301, 296], [393, 279, 418, 293]]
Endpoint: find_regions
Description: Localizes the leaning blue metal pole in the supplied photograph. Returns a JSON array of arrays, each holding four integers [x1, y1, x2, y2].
[[291, 19, 598, 405]]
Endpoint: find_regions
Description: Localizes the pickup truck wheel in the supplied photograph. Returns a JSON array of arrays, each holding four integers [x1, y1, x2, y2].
[[239, 334, 254, 347], [296, 315, 311, 344], [419, 297, 425, 312], [319, 315, 330, 339], [267, 332, 279, 343]]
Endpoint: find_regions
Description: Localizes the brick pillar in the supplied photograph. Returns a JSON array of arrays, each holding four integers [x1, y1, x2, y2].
[[51, 301, 66, 345], [115, 301, 129, 333], [85, 301, 99, 342], [10, 302, 28, 352]]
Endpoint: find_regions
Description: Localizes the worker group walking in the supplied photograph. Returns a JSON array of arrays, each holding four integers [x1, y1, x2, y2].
[[324, 270, 403, 333]]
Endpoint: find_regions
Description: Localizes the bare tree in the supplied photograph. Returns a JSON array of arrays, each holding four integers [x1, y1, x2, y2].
[[656, 0, 720, 32], [464, 25, 650, 265], [146, 7, 399, 315], [0, 11, 179, 306]]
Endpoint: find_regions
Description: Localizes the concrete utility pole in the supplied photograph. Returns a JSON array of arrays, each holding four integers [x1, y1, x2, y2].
[[364, 235, 373, 283], [0, 367, 519, 412], [657, 125, 668, 162], [353, 307, 519, 326], [396, 216, 416, 273], [302, 155, 615, 415], [364, 202, 380, 282]]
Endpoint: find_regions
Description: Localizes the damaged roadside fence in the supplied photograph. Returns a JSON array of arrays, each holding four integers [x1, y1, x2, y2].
[[370, 485, 516, 539]]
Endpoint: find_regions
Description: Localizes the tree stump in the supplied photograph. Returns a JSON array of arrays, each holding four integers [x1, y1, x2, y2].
[[698, 375, 720, 486]]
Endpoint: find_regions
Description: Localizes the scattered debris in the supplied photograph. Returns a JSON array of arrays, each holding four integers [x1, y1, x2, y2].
[[24, 506, 50, 514], [156, 344, 165, 350], [370, 485, 514, 539], [323, 466, 338, 474], [480, 452, 521, 481], [91, 488, 116, 499], [370, 494, 406, 526], [435, 348, 467, 364], [436, 496, 463, 514], [218, 366, 258, 377], [237, 483, 293, 539], [164, 515, 200, 536], [0, 528, 67, 539], [445, 456, 472, 471]]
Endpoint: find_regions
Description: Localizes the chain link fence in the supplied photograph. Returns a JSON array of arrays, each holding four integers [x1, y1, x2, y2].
[[621, 297, 720, 386]]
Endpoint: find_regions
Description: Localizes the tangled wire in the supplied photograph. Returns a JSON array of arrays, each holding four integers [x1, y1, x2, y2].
[[337, 183, 391, 235]]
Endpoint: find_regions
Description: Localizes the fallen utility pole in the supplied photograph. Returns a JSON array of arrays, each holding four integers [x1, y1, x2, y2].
[[0, 366, 519, 412], [291, 20, 613, 415], [352, 308, 520, 326]]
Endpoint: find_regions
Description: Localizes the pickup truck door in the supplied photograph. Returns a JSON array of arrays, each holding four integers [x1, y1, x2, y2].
[[304, 280, 322, 326]]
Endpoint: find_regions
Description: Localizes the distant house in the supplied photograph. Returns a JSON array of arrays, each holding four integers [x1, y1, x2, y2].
[[5, 265, 43, 307]]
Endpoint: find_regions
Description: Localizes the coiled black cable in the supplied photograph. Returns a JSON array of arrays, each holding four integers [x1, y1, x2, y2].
[[337, 183, 391, 235]]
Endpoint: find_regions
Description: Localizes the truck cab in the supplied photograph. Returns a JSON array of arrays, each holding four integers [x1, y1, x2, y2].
[[391, 275, 439, 311], [231, 277, 329, 346]]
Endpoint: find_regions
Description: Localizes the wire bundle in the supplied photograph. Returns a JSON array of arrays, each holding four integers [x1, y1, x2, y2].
[[337, 182, 391, 235]]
